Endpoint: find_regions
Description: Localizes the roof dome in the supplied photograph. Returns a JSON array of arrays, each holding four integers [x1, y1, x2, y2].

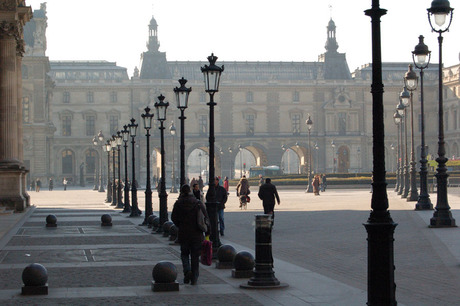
[[149, 16, 158, 29], [327, 19, 336, 30]]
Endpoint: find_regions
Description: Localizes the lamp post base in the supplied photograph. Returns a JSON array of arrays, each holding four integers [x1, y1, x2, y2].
[[429, 210, 456, 227], [415, 196, 433, 210]]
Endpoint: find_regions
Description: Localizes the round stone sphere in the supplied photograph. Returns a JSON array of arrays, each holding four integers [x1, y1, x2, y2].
[[162, 221, 174, 234], [22, 263, 48, 286], [101, 214, 112, 224], [233, 251, 255, 271], [45, 214, 57, 225], [217, 244, 237, 263], [147, 214, 156, 226], [152, 261, 177, 283], [152, 216, 160, 228], [169, 224, 178, 239]]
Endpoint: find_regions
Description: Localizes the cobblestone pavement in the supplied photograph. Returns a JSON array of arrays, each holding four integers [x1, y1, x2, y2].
[[0, 187, 459, 305]]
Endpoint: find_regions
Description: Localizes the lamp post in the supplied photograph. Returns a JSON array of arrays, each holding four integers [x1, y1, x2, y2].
[[400, 87, 410, 198], [394, 111, 402, 193], [97, 131, 105, 192], [169, 121, 178, 193], [412, 35, 434, 210], [141, 106, 154, 225], [103, 140, 112, 203], [121, 125, 131, 213], [331, 140, 336, 173], [396, 94, 407, 196], [315, 142, 319, 173], [201, 53, 224, 254], [92, 136, 99, 191], [404, 65, 419, 202], [363, 1, 397, 304], [427, 0, 455, 227], [174, 77, 191, 187], [238, 145, 242, 177], [155, 94, 169, 231], [110, 135, 118, 207], [357, 147, 361, 173], [128, 118, 141, 217], [228, 147, 233, 179], [115, 131, 124, 209], [306, 115, 313, 193]]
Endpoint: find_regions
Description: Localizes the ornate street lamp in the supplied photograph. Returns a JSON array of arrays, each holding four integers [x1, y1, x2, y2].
[[169, 121, 178, 193], [92, 136, 99, 191], [141, 106, 154, 225], [400, 87, 410, 198], [306, 115, 313, 193], [331, 140, 336, 173], [404, 65, 419, 202], [314, 142, 319, 173], [393, 111, 402, 193], [174, 77, 192, 187], [155, 94, 169, 231], [427, 0, 456, 227], [96, 131, 105, 192], [121, 125, 131, 213], [110, 135, 118, 207], [128, 118, 141, 217], [103, 140, 112, 203], [363, 1, 397, 304], [115, 131, 123, 209], [228, 147, 233, 179], [412, 35, 433, 210], [237, 146, 242, 177], [201, 53, 224, 254]]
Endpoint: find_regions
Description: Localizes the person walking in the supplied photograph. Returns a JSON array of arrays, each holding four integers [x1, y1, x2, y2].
[[171, 184, 209, 285], [236, 175, 250, 209], [258, 178, 280, 226], [35, 178, 41, 192], [198, 176, 204, 192], [192, 183, 203, 202], [321, 174, 327, 192], [258, 174, 264, 187], [312, 174, 321, 195], [211, 177, 228, 236], [63, 177, 68, 191], [49, 178, 54, 191], [223, 176, 229, 193]]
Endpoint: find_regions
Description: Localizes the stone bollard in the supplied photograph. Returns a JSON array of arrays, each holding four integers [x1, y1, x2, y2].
[[101, 214, 112, 227], [21, 263, 48, 295], [151, 261, 179, 292], [162, 221, 174, 237], [151, 216, 160, 232], [216, 244, 236, 269], [240, 214, 288, 289], [232, 251, 254, 278], [168, 224, 178, 242], [147, 214, 157, 228], [45, 215, 57, 228]]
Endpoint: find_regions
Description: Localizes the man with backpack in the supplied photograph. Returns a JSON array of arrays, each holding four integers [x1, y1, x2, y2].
[[171, 184, 209, 285]]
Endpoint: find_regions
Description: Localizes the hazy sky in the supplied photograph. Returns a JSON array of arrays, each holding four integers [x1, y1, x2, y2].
[[26, 0, 459, 76]]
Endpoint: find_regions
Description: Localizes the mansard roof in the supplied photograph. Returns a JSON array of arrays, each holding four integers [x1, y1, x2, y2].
[[49, 61, 129, 81]]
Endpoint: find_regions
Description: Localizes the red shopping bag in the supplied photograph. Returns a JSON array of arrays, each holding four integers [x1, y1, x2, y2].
[[201, 238, 212, 266]]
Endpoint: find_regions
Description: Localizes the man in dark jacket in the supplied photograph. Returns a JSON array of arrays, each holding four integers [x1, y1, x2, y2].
[[258, 178, 280, 225], [171, 184, 209, 285], [212, 177, 228, 236]]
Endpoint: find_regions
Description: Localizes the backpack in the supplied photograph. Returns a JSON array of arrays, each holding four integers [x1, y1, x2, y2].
[[197, 202, 209, 232]]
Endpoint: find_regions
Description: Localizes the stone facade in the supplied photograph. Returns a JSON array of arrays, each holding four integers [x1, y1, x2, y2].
[[20, 9, 460, 190]]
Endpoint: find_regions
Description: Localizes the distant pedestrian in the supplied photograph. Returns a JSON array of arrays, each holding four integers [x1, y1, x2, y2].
[[63, 178, 68, 191], [258, 178, 280, 226], [198, 176, 204, 191], [223, 176, 229, 193], [312, 175, 321, 195], [236, 175, 250, 209], [190, 177, 197, 189], [49, 178, 54, 191], [171, 184, 209, 285], [192, 183, 203, 202], [258, 174, 264, 187], [321, 174, 327, 192], [35, 178, 41, 192]]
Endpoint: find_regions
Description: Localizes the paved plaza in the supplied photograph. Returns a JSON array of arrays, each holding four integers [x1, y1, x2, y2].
[[0, 186, 459, 305]]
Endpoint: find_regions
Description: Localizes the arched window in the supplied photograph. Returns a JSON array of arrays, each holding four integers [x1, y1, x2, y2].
[[62, 150, 74, 174]]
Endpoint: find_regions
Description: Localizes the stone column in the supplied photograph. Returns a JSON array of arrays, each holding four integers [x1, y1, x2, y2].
[[0, 2, 32, 211]]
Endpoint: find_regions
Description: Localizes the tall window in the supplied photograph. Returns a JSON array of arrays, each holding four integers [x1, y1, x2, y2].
[[87, 91, 94, 103], [63, 91, 70, 103], [199, 115, 207, 135], [338, 112, 346, 135], [246, 91, 254, 103], [62, 150, 74, 174], [110, 91, 117, 103], [86, 115, 95, 136], [292, 113, 301, 135], [454, 110, 458, 130], [22, 97, 30, 123], [62, 115, 72, 136], [86, 150, 97, 176], [246, 114, 255, 136], [109, 115, 118, 135], [293, 91, 300, 103]]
